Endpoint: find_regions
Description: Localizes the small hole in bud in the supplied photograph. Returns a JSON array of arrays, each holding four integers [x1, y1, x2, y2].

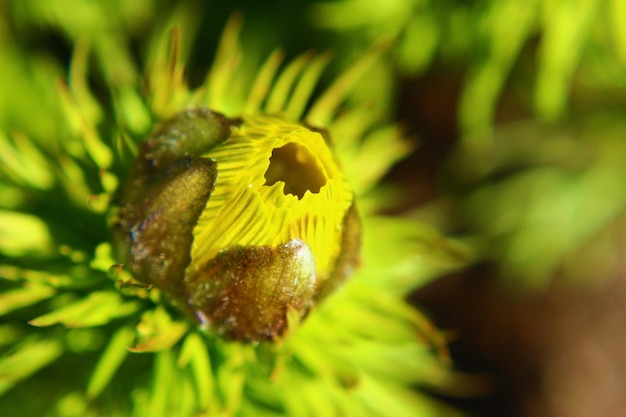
[[264, 142, 327, 199]]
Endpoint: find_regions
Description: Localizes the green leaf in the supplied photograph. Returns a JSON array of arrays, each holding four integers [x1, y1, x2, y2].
[[216, 343, 250, 414], [128, 308, 188, 353], [0, 264, 102, 289], [0, 210, 54, 257], [142, 349, 199, 417], [86, 325, 136, 399], [29, 291, 140, 328], [0, 338, 63, 396], [355, 376, 463, 417], [0, 283, 56, 315], [0, 130, 54, 190], [178, 332, 216, 411]]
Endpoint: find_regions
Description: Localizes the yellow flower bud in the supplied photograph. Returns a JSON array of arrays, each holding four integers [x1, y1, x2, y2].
[[114, 108, 360, 341]]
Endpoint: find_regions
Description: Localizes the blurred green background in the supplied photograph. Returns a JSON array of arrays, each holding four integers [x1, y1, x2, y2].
[[2, 0, 626, 416]]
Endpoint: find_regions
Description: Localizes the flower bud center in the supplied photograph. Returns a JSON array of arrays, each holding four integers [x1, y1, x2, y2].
[[264, 142, 327, 199]]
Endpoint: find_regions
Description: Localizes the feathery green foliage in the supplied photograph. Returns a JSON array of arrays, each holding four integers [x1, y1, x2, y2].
[[0, 1, 468, 416]]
